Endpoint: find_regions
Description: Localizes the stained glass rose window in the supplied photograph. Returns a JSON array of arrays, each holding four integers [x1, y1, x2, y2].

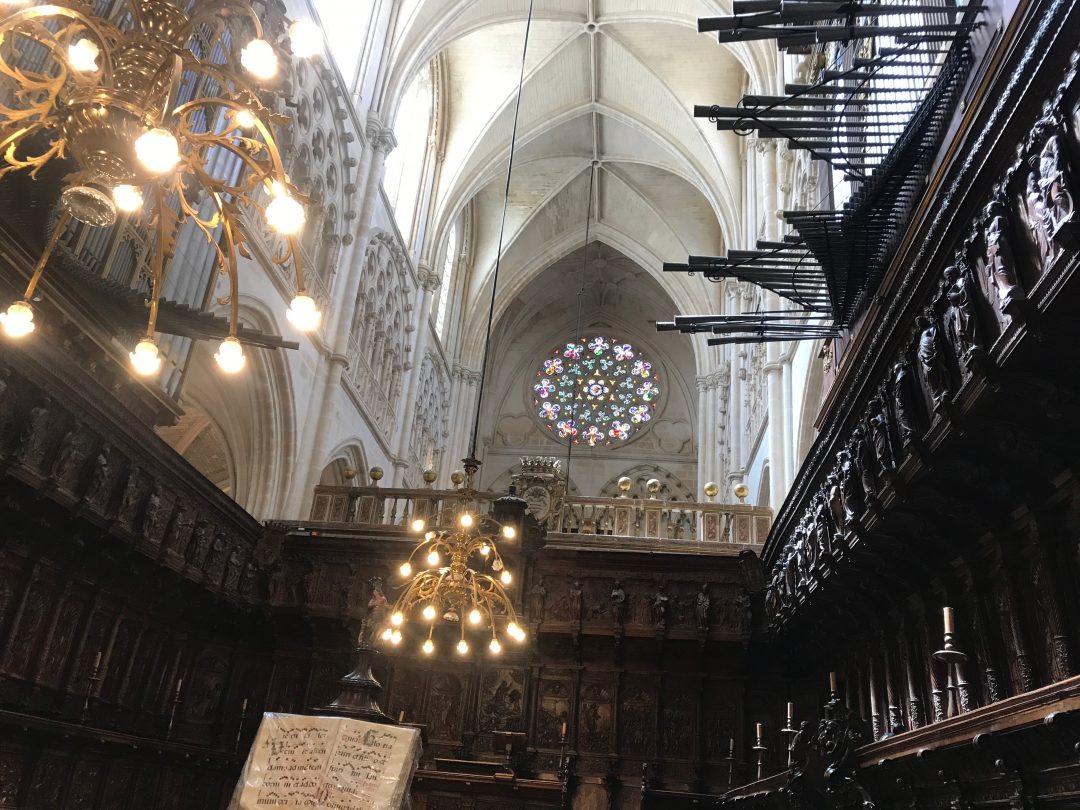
[[532, 336, 660, 446]]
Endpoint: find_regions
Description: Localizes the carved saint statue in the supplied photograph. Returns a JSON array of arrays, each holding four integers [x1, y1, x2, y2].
[[651, 587, 669, 627], [1025, 166, 1055, 266], [610, 580, 627, 626], [1037, 111, 1077, 244], [891, 360, 918, 444], [837, 447, 864, 522], [18, 397, 52, 467], [942, 260, 981, 363], [812, 492, 833, 557], [867, 399, 894, 474], [53, 421, 95, 490], [696, 584, 711, 630], [826, 471, 845, 536], [851, 426, 877, 503], [529, 576, 547, 621], [982, 196, 1026, 316], [916, 314, 950, 410]]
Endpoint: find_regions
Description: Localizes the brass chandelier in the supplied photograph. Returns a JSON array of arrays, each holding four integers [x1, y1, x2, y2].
[[382, 463, 526, 657], [0, 0, 324, 376]]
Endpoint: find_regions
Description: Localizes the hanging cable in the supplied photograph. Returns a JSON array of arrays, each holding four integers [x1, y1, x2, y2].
[[467, 0, 535, 461], [563, 164, 597, 491]]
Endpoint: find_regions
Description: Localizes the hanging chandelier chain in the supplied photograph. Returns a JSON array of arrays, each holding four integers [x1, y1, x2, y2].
[[467, 0, 536, 460]]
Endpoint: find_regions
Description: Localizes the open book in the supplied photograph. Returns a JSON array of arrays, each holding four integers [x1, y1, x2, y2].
[[229, 713, 422, 809]]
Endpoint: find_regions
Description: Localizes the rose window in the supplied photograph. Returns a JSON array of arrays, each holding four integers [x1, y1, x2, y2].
[[532, 337, 660, 447]]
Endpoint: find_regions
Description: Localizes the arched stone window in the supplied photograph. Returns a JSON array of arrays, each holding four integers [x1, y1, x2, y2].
[[382, 61, 434, 243], [435, 221, 457, 337], [410, 354, 448, 473]]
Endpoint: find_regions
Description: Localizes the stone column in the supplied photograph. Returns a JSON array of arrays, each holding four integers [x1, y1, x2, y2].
[[781, 351, 794, 490], [725, 284, 744, 496], [764, 338, 787, 509], [288, 118, 396, 517], [696, 376, 711, 495], [392, 265, 440, 485]]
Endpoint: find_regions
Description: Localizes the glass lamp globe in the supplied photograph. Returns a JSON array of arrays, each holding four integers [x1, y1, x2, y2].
[[426, 550, 440, 567], [135, 128, 180, 175], [468, 608, 482, 625], [214, 337, 246, 373], [411, 518, 426, 532], [500, 570, 512, 586], [266, 193, 305, 235], [456, 639, 469, 655], [240, 38, 278, 79], [502, 525, 516, 539], [422, 638, 435, 655], [422, 604, 437, 621], [68, 39, 100, 72], [234, 109, 257, 129], [129, 339, 162, 376], [112, 184, 143, 213], [390, 611, 404, 627], [459, 513, 474, 528], [0, 300, 35, 338], [489, 638, 502, 654], [288, 20, 323, 58], [399, 562, 412, 577], [286, 294, 321, 331]]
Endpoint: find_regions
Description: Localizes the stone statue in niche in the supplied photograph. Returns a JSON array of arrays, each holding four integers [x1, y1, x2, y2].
[[240, 563, 258, 598], [610, 580, 627, 626], [891, 360, 919, 445], [867, 398, 894, 474], [837, 446, 864, 521], [53, 421, 95, 491], [187, 520, 212, 566], [142, 483, 170, 542], [18, 397, 52, 467], [529, 576, 547, 621], [982, 194, 1027, 318], [204, 532, 229, 583], [166, 504, 195, 558], [916, 314, 950, 411], [942, 257, 983, 366], [224, 550, 243, 592], [1036, 106, 1078, 248], [1024, 165, 1056, 267], [696, 584, 711, 630]]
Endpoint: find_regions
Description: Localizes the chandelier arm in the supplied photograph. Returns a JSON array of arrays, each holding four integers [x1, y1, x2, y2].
[[144, 185, 176, 338], [179, 2, 265, 44], [287, 235, 306, 294], [0, 124, 63, 180], [143, 52, 184, 128], [207, 190, 241, 337], [21, 211, 71, 302], [0, 6, 117, 78], [180, 142, 269, 201]]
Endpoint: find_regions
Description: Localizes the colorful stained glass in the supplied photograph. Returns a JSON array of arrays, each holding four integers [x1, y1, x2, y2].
[[533, 336, 660, 446]]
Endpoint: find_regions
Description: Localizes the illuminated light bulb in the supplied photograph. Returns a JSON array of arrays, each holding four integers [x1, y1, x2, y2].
[[390, 629, 402, 645], [492, 558, 503, 572], [266, 192, 305, 235], [240, 38, 278, 79], [456, 639, 469, 655], [459, 513, 474, 528], [425, 531, 436, 541], [234, 108, 257, 129], [390, 611, 404, 627], [214, 337, 246, 373], [500, 570, 512, 586], [468, 608, 482, 625], [489, 638, 502, 654], [422, 638, 434, 655], [286, 293, 321, 331], [135, 128, 180, 175], [399, 562, 412, 577], [129, 338, 162, 376], [288, 19, 323, 58], [67, 38, 100, 72], [507, 622, 524, 641], [411, 518, 426, 532], [479, 544, 490, 557], [502, 525, 516, 540], [426, 550, 440, 567], [380, 628, 392, 641], [0, 300, 35, 338], [112, 184, 143, 213], [422, 604, 437, 622]]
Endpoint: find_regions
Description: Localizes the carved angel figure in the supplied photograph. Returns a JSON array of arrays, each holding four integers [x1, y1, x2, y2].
[[916, 315, 950, 410], [1037, 114, 1076, 241], [982, 196, 1026, 314]]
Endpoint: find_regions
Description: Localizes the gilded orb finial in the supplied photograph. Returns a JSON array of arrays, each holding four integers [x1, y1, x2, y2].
[[450, 469, 465, 487], [734, 483, 749, 504], [617, 476, 632, 493], [646, 478, 661, 497], [369, 466, 384, 484], [342, 467, 357, 481], [703, 481, 719, 500], [422, 468, 437, 485]]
